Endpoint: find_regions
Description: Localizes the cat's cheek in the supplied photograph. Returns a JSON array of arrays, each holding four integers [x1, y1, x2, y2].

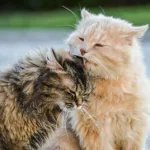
[[67, 40, 82, 56], [69, 46, 81, 56]]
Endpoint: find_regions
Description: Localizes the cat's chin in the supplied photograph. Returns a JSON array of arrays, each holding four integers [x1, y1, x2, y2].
[[83, 59, 97, 68]]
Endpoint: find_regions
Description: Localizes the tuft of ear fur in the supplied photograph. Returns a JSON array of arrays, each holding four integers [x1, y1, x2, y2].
[[51, 48, 72, 68], [81, 8, 91, 19], [124, 24, 149, 45], [51, 48, 63, 67], [131, 24, 149, 38], [51, 49, 88, 90], [51, 49, 84, 69]]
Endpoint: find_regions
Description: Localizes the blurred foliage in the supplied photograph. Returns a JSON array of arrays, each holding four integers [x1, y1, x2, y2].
[[1, 0, 149, 11], [0, 6, 150, 29]]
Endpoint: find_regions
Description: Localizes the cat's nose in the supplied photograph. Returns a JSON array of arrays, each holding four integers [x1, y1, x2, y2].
[[76, 98, 83, 107], [80, 48, 87, 56]]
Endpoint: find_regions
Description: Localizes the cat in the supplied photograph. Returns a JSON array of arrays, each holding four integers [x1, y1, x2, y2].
[[0, 49, 91, 150], [65, 9, 150, 150], [48, 9, 150, 150]]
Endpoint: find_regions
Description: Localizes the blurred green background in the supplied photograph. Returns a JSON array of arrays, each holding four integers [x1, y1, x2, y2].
[[0, 0, 150, 29]]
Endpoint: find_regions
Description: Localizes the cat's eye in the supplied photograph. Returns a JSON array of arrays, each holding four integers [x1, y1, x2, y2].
[[68, 89, 76, 95], [65, 103, 74, 108], [83, 98, 89, 103], [79, 37, 84, 41], [94, 43, 104, 47]]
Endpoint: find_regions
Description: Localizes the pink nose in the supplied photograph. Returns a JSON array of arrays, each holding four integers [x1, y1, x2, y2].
[[80, 49, 87, 56]]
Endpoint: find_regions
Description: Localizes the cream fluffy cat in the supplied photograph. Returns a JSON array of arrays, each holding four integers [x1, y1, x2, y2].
[[66, 9, 150, 150], [42, 9, 150, 150]]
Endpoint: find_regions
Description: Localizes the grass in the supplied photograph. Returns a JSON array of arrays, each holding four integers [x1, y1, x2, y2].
[[0, 5, 150, 29]]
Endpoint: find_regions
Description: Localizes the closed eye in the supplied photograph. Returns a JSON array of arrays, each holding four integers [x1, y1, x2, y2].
[[83, 98, 89, 103], [94, 43, 104, 47], [79, 37, 84, 41], [65, 103, 74, 108], [68, 89, 76, 95]]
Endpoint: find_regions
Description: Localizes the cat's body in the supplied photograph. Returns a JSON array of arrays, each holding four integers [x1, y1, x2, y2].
[[70, 77, 150, 150], [0, 50, 90, 150], [66, 9, 150, 150], [47, 9, 150, 150]]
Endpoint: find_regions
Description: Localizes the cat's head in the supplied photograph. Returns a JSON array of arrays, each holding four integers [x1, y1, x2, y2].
[[22, 49, 92, 115], [50, 49, 92, 110], [66, 9, 149, 79]]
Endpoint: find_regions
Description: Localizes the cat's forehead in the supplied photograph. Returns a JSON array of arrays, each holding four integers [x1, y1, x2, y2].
[[78, 15, 132, 36], [60, 74, 82, 91], [60, 73, 91, 95], [60, 74, 75, 88]]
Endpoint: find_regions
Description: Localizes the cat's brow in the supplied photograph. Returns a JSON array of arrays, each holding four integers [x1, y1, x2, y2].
[[43, 82, 68, 91], [68, 89, 76, 95]]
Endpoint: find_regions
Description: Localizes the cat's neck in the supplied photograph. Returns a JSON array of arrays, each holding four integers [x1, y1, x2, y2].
[[92, 72, 137, 98]]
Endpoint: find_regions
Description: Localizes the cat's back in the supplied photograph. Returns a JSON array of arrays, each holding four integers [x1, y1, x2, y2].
[[0, 74, 38, 150]]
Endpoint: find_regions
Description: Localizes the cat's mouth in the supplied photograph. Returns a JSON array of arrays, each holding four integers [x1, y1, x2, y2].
[[72, 54, 97, 66]]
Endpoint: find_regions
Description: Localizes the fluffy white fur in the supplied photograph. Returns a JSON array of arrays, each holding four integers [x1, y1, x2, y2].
[[66, 9, 150, 150]]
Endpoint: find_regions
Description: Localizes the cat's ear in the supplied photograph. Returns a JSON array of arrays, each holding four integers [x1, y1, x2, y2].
[[81, 8, 91, 19], [124, 25, 149, 45], [46, 48, 63, 71], [51, 48, 63, 66], [131, 24, 149, 38], [51, 48, 72, 69]]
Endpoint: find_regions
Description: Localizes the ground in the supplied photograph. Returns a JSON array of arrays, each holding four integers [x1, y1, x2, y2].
[[0, 30, 149, 149]]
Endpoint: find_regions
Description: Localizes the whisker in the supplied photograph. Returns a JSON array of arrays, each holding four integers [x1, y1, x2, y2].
[[62, 6, 79, 21], [56, 111, 64, 129], [90, 56, 111, 78], [82, 108, 101, 133], [78, 3, 82, 12], [80, 108, 89, 120], [98, 61, 111, 78], [61, 108, 70, 140], [98, 6, 106, 15]]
